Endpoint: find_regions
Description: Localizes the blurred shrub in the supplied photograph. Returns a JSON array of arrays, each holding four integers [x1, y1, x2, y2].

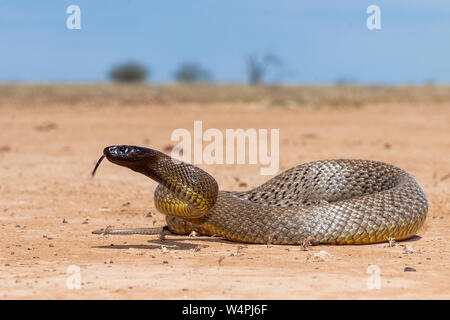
[[173, 62, 212, 83], [334, 76, 359, 86], [109, 61, 150, 83], [246, 53, 283, 85]]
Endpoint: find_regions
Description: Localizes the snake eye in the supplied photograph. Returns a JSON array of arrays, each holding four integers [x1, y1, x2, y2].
[[119, 146, 127, 153]]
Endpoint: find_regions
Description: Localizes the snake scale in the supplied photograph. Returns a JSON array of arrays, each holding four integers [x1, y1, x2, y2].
[[92, 145, 428, 245]]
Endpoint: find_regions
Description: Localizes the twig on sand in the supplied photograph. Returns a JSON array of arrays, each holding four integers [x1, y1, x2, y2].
[[386, 237, 396, 247]]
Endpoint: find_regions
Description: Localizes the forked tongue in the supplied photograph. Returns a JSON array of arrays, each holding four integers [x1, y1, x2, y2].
[[91, 154, 106, 177]]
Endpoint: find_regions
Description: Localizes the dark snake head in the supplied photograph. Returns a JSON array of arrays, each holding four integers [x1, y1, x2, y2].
[[92, 145, 162, 176], [104, 145, 152, 163]]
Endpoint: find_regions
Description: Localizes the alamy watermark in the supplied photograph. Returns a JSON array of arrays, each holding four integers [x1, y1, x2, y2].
[[66, 5, 81, 30], [66, 264, 82, 289], [366, 265, 381, 290], [367, 5, 381, 30], [170, 121, 279, 175], [65, 5, 381, 32]]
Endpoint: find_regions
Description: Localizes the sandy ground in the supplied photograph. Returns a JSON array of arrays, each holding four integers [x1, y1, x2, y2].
[[0, 98, 449, 299]]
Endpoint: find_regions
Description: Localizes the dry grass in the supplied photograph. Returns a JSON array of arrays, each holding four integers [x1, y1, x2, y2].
[[1, 83, 450, 108]]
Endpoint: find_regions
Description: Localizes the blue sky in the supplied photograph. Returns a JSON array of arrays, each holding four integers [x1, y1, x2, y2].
[[0, 0, 449, 83]]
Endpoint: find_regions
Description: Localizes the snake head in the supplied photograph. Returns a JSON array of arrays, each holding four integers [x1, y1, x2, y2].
[[105, 145, 144, 161], [92, 145, 162, 176], [103, 145, 159, 166]]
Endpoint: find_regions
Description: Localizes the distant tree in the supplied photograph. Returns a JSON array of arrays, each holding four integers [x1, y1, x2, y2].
[[334, 76, 358, 86], [109, 61, 150, 83], [246, 53, 282, 85], [173, 62, 212, 83], [423, 78, 435, 85]]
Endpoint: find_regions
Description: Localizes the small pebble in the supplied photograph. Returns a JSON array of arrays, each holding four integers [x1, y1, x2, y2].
[[189, 231, 198, 237], [403, 245, 414, 254], [160, 246, 168, 254], [404, 267, 416, 272]]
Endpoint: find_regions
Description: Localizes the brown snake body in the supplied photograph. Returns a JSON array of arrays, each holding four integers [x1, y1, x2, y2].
[[92, 145, 428, 245]]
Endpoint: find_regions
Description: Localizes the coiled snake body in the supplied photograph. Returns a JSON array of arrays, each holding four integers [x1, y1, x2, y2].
[[92, 146, 428, 245]]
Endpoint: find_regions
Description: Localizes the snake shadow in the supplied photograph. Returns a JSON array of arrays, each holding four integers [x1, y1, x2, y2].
[[92, 235, 423, 251], [92, 235, 234, 251], [400, 235, 422, 242]]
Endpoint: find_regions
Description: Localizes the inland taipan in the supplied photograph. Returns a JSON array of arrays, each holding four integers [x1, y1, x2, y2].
[[91, 145, 428, 245]]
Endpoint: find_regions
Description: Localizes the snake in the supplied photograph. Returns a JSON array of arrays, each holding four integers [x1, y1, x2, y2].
[[91, 145, 428, 245]]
